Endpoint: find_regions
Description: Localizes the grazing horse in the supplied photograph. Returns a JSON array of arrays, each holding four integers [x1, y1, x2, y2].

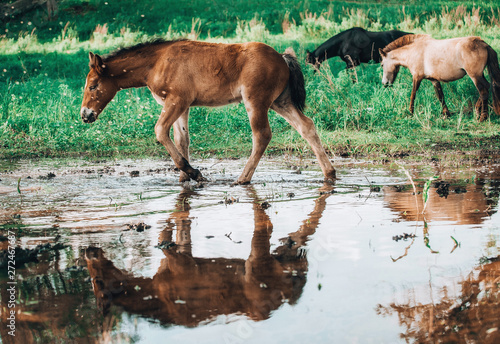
[[80, 39, 336, 184], [305, 27, 410, 69], [379, 34, 500, 121]]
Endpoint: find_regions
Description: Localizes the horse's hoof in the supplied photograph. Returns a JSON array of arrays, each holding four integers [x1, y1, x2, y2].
[[478, 114, 488, 122], [189, 168, 206, 182], [323, 170, 337, 184], [179, 175, 191, 183], [442, 111, 451, 119], [324, 177, 337, 185], [195, 174, 208, 183], [232, 180, 250, 186]]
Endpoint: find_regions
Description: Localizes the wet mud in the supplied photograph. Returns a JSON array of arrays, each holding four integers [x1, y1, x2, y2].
[[0, 157, 499, 343]]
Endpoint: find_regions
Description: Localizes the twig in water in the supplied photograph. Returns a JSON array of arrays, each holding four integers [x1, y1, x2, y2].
[[391, 237, 416, 262]]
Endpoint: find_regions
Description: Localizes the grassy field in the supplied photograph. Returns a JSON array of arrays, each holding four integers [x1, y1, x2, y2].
[[1, 0, 500, 162]]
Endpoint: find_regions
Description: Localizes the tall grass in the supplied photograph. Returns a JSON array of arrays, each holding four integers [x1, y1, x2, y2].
[[1, 1, 500, 160]]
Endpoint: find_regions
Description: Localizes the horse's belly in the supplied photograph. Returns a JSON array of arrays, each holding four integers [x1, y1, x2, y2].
[[191, 84, 242, 107], [439, 69, 466, 82], [192, 98, 242, 107], [424, 55, 467, 81]]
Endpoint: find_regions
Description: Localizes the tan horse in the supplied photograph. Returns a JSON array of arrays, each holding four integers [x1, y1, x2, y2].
[[379, 34, 500, 121], [80, 39, 336, 184]]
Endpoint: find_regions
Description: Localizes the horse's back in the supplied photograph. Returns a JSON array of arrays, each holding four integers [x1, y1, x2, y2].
[[160, 40, 284, 69], [421, 36, 488, 80], [154, 40, 289, 106], [426, 36, 488, 62]]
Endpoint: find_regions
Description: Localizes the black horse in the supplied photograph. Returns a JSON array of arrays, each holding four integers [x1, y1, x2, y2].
[[306, 27, 410, 69]]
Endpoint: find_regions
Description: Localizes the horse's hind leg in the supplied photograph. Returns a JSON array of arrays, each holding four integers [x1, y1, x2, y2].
[[173, 109, 191, 182], [431, 81, 451, 119], [271, 102, 336, 181], [470, 74, 490, 122], [235, 101, 273, 185]]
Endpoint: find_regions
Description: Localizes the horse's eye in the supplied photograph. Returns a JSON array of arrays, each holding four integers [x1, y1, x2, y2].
[[89, 85, 97, 91]]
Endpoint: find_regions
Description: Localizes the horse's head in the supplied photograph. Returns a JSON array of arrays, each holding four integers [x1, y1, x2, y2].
[[379, 49, 400, 86], [305, 50, 321, 69], [80, 52, 118, 123]]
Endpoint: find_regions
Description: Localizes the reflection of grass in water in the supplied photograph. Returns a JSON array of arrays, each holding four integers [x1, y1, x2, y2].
[[10, 248, 106, 342], [422, 176, 438, 214]]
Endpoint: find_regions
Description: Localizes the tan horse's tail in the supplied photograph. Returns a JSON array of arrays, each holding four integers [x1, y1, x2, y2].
[[486, 45, 500, 115], [282, 48, 306, 112]]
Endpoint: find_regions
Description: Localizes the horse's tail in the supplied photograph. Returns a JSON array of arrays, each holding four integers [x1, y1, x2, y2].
[[282, 47, 306, 112], [486, 45, 500, 115]]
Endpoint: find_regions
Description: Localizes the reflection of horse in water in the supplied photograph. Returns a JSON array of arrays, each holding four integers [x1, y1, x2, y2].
[[85, 185, 333, 326], [377, 256, 500, 343], [384, 170, 500, 225]]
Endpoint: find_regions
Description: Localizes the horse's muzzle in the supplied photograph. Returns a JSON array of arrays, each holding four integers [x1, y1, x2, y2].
[[81, 107, 97, 123]]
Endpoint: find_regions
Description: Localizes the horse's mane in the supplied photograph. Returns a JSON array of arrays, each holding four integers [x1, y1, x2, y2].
[[104, 38, 187, 61], [382, 34, 428, 53]]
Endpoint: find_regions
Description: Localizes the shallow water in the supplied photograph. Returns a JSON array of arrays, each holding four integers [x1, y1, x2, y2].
[[0, 157, 499, 343]]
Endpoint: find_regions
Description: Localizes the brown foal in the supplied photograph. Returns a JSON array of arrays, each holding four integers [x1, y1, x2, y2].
[[80, 39, 336, 184]]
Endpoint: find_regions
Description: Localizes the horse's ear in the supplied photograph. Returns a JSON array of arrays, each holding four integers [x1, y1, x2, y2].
[[379, 48, 386, 58], [89, 52, 105, 74]]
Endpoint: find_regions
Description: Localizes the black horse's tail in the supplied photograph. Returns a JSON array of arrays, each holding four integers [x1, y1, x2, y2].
[[282, 48, 306, 112], [486, 45, 500, 115]]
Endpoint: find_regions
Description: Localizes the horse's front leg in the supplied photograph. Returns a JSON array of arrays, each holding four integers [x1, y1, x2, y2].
[[173, 109, 191, 183], [409, 77, 422, 115], [431, 80, 451, 119], [155, 97, 205, 182]]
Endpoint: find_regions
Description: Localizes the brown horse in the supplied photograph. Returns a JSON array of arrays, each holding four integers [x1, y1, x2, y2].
[[85, 184, 334, 326], [80, 39, 336, 184], [379, 34, 500, 121]]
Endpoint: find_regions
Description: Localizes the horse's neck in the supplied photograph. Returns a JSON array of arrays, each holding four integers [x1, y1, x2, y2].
[[106, 56, 152, 88], [392, 50, 411, 68], [314, 35, 343, 60]]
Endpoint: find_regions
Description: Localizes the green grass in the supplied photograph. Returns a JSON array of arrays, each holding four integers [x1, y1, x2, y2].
[[1, 0, 500, 161]]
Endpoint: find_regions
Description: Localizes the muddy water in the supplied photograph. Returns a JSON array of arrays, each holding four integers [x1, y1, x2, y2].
[[0, 158, 499, 344]]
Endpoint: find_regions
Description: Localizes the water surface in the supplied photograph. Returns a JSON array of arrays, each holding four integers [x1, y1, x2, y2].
[[0, 158, 499, 343]]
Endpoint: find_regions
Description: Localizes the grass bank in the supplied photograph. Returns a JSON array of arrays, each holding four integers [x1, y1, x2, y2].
[[1, 0, 500, 163]]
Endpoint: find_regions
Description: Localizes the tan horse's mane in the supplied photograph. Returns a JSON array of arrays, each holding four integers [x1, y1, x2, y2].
[[382, 34, 429, 54], [103, 38, 187, 62]]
